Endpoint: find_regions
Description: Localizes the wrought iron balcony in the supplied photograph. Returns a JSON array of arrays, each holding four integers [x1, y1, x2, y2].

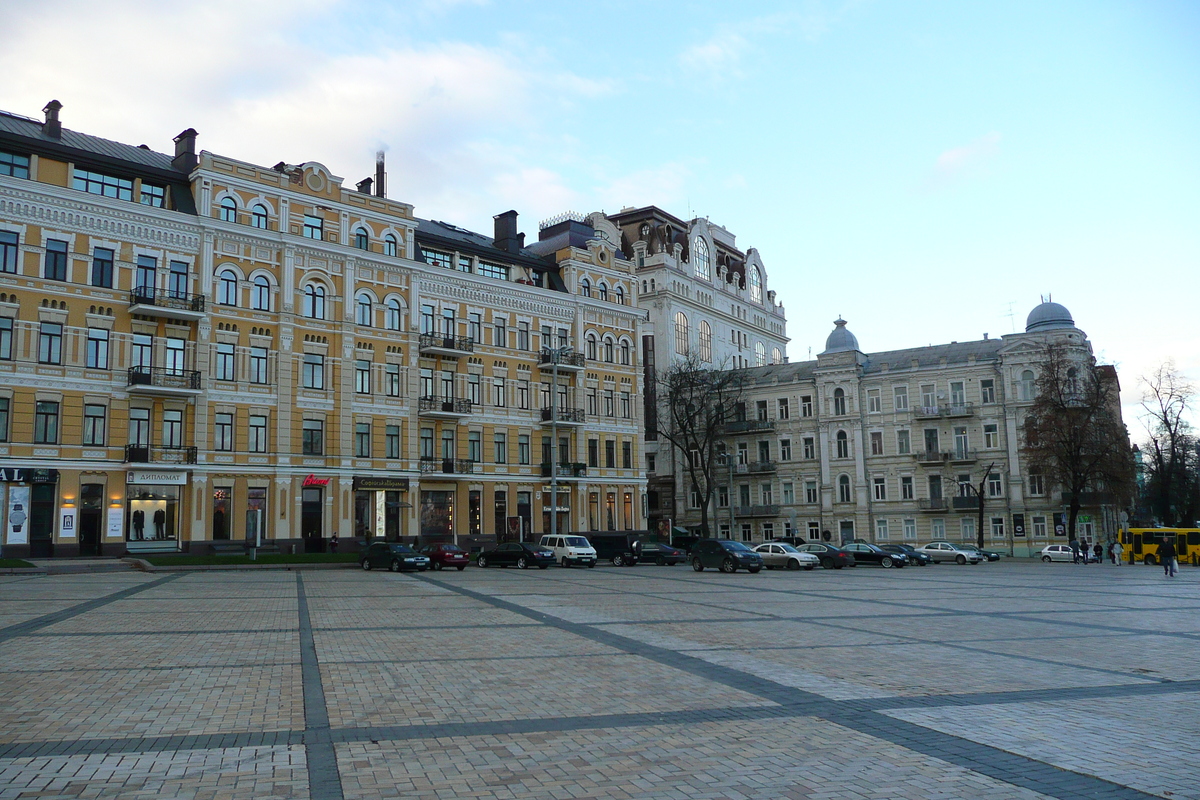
[[746, 460, 777, 474], [914, 450, 949, 465], [127, 366, 202, 395], [733, 504, 780, 518], [418, 333, 474, 356], [124, 444, 198, 464], [917, 498, 949, 511], [540, 462, 588, 479], [952, 496, 981, 510], [129, 287, 206, 320], [419, 457, 475, 475], [944, 403, 975, 417], [537, 348, 586, 371], [949, 449, 979, 463], [723, 418, 776, 434], [913, 405, 942, 419], [540, 407, 586, 425], [418, 396, 473, 418]]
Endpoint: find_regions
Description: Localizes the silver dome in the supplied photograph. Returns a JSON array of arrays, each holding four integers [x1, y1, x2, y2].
[[822, 318, 859, 354], [1025, 301, 1075, 332]]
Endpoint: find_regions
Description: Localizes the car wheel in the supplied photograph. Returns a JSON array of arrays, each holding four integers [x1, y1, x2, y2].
[[720, 558, 737, 574], [786, 559, 801, 571], [360, 559, 371, 571], [1144, 555, 1156, 565], [821, 558, 834, 569], [561, 557, 570, 568], [834, 564, 844, 569], [476, 555, 488, 568], [390, 559, 400, 572], [956, 555, 967, 565], [588, 562, 595, 568], [1042, 555, 1052, 562], [612, 555, 624, 567], [656, 556, 666, 566], [692, 558, 704, 572], [539, 564, 548, 569], [748, 567, 761, 574], [517, 557, 528, 569], [432, 561, 443, 571], [456, 565, 466, 571], [881, 557, 894, 568], [804, 564, 815, 571]]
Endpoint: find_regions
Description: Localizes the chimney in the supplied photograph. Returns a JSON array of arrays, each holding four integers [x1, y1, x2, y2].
[[493, 210, 524, 254], [42, 100, 62, 139], [356, 177, 373, 194], [172, 128, 198, 173], [375, 151, 386, 198]]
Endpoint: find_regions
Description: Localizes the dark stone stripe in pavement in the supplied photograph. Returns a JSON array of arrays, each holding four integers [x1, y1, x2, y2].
[[297, 573, 344, 800], [0, 574, 184, 644], [0, 731, 305, 759]]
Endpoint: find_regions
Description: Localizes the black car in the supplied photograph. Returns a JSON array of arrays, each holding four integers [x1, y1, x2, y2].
[[359, 542, 430, 572], [960, 545, 1002, 562], [690, 539, 763, 573], [587, 532, 642, 566], [639, 542, 686, 566], [879, 543, 932, 566], [843, 542, 908, 568], [796, 542, 856, 569], [475, 542, 555, 570]]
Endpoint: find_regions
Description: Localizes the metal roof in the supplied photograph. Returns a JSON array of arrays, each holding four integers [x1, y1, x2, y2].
[[738, 339, 1004, 387], [0, 111, 178, 173]]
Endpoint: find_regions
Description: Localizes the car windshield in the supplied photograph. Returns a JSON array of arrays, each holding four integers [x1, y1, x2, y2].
[[391, 545, 416, 554], [721, 541, 751, 552], [442, 545, 463, 553], [565, 537, 590, 547], [777, 544, 800, 553]]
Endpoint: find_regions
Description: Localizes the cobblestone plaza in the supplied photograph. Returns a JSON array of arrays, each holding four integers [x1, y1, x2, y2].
[[1, 562, 1197, 799]]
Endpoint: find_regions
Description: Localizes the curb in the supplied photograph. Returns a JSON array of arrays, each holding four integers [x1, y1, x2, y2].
[[138, 562, 359, 572]]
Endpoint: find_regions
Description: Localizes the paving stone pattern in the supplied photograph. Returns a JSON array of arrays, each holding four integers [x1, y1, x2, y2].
[[1, 562, 1198, 799]]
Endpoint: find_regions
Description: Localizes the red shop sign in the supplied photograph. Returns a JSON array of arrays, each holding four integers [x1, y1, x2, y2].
[[302, 474, 331, 487]]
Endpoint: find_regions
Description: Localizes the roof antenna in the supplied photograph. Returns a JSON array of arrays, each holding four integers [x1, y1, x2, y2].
[[1005, 301, 1016, 333]]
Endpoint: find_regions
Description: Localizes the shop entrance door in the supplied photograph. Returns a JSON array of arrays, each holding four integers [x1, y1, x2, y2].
[[302, 487, 324, 552], [29, 484, 56, 558], [78, 484, 103, 557]]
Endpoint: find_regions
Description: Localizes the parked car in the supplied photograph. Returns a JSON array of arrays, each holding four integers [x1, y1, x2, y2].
[[795, 542, 856, 569], [417, 542, 470, 571], [916, 541, 982, 564], [753, 542, 819, 570], [476, 542, 556, 569], [843, 542, 908, 568], [1040, 544, 1075, 562], [359, 542, 430, 572], [691, 539, 763, 573], [538, 534, 597, 567], [959, 544, 1001, 562], [639, 542, 687, 566], [879, 543, 932, 566], [586, 532, 642, 566]]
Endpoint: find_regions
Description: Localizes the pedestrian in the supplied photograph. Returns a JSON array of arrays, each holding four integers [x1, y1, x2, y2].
[[1080, 539, 1090, 564], [1159, 538, 1177, 577], [1112, 540, 1124, 565], [330, 532, 339, 554], [1070, 538, 1081, 564], [1093, 542, 1103, 564]]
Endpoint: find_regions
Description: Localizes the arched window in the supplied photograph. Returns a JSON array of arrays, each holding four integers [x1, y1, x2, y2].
[[838, 474, 852, 503], [218, 269, 238, 306], [603, 336, 614, 363], [749, 266, 762, 303], [771, 347, 782, 365], [1019, 370, 1035, 401], [833, 388, 846, 416], [598, 282, 608, 302], [385, 298, 402, 331], [354, 228, 369, 251], [252, 275, 271, 311], [650, 278, 655, 292], [694, 237, 710, 281], [698, 321, 712, 362], [355, 293, 372, 326], [619, 339, 631, 366], [836, 430, 849, 459], [586, 333, 598, 360], [754, 342, 766, 366], [674, 312, 689, 355], [219, 197, 237, 223], [251, 204, 269, 229], [303, 284, 325, 320], [580, 278, 591, 297], [383, 234, 398, 257], [642, 280, 648, 293], [614, 286, 625, 305], [1066, 367, 1078, 397]]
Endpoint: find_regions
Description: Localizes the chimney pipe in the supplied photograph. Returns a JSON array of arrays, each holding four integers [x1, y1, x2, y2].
[[375, 151, 386, 198], [356, 177, 373, 194], [42, 100, 62, 139], [172, 128, 199, 173], [493, 210, 522, 254]]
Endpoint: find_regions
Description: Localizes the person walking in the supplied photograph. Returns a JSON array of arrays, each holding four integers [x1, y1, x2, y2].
[[1094, 542, 1104, 565], [330, 532, 339, 555], [1159, 538, 1177, 577], [1112, 540, 1124, 565], [1070, 538, 1081, 564]]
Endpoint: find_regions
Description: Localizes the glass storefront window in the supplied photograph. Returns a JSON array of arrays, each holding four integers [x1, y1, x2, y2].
[[213, 487, 231, 540], [126, 485, 179, 541]]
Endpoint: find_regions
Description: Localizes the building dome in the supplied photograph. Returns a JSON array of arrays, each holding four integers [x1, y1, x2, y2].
[[822, 318, 859, 354], [1025, 301, 1075, 332]]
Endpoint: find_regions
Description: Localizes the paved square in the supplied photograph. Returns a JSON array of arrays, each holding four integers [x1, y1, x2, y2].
[[1, 561, 1197, 799]]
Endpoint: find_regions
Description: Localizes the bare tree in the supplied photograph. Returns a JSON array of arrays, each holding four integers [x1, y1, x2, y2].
[[1022, 343, 1135, 540], [963, 461, 998, 549], [1139, 362, 1199, 526], [655, 354, 747, 537]]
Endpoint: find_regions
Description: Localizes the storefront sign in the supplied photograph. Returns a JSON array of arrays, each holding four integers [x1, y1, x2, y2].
[[59, 508, 77, 539], [6, 485, 30, 545], [128, 470, 189, 486], [106, 508, 124, 539], [0, 468, 59, 484], [303, 474, 331, 487], [1012, 513, 1026, 538], [352, 476, 409, 491]]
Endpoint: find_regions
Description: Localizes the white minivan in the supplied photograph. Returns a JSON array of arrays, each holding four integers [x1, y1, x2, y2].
[[538, 535, 597, 568]]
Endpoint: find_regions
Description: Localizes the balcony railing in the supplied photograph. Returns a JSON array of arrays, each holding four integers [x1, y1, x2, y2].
[[540, 407, 585, 424], [418, 396, 473, 416], [733, 504, 780, 518], [952, 496, 981, 510], [914, 450, 949, 464], [128, 366, 202, 392], [418, 333, 474, 354], [129, 287, 206, 314], [538, 349, 586, 370], [124, 444, 198, 464], [746, 460, 777, 474], [540, 462, 588, 478], [723, 418, 776, 434], [419, 457, 475, 475], [949, 449, 978, 463], [913, 405, 942, 419], [917, 498, 948, 511], [944, 403, 974, 417]]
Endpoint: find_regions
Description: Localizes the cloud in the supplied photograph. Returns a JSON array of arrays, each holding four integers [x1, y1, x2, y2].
[[679, 34, 750, 80], [923, 131, 1002, 190]]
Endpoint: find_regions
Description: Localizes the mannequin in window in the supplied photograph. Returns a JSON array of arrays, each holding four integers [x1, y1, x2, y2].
[[153, 508, 166, 538], [132, 509, 145, 539]]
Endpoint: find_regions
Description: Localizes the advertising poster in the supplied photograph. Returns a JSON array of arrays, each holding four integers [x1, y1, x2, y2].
[[106, 507, 125, 539], [1012, 513, 1026, 538], [7, 485, 30, 545], [60, 508, 77, 539]]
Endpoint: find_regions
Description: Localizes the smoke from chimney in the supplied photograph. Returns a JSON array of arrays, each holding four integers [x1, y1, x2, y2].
[[375, 151, 386, 198]]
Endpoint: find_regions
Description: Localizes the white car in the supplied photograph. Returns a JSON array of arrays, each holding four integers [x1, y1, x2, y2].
[[916, 541, 982, 564], [753, 542, 820, 571], [538, 534, 597, 567], [1040, 544, 1075, 562]]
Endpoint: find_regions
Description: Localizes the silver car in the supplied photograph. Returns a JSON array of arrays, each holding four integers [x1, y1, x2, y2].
[[916, 541, 982, 564], [753, 543, 820, 571]]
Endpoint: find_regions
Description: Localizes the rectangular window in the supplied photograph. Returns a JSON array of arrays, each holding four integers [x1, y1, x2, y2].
[[586, 388, 597, 415], [800, 395, 813, 417], [873, 476, 887, 501], [73, 169, 133, 200], [420, 428, 434, 459], [356, 360, 371, 394], [468, 430, 482, 462], [214, 413, 234, 451], [44, 239, 68, 281], [777, 398, 790, 419], [0, 231, 18, 275], [494, 432, 507, 463], [867, 389, 881, 413], [215, 343, 235, 381], [622, 441, 632, 469], [761, 483, 773, 505], [782, 482, 794, 504], [621, 391, 631, 419], [386, 425, 400, 459], [302, 419, 324, 455], [984, 423, 999, 448], [355, 422, 371, 457], [493, 378, 506, 407], [961, 517, 976, 541], [980, 379, 995, 404], [128, 408, 150, 446], [518, 434, 530, 465], [779, 439, 791, 461], [605, 440, 616, 469], [162, 409, 183, 448], [477, 261, 509, 280], [1029, 473, 1045, 496], [134, 255, 156, 292], [903, 518, 917, 540], [91, 247, 114, 288], [421, 247, 453, 269], [165, 337, 185, 372], [901, 476, 914, 500], [302, 354, 324, 389], [870, 431, 883, 455], [717, 485, 729, 507], [86, 328, 109, 369], [876, 518, 889, 540], [517, 380, 529, 409], [250, 347, 268, 384], [467, 312, 482, 343], [987, 473, 1003, 497], [140, 183, 166, 208], [1032, 516, 1047, 537], [82, 404, 106, 446], [0, 150, 31, 178], [458, 255, 472, 273], [0, 397, 10, 441], [303, 215, 323, 239], [467, 373, 480, 405], [385, 364, 400, 397], [517, 321, 529, 350], [0, 317, 10, 360], [803, 437, 815, 460], [950, 381, 965, 407], [493, 318, 506, 347], [893, 385, 909, 411], [896, 429, 911, 455], [35, 401, 59, 443], [249, 415, 267, 453], [805, 480, 818, 504], [921, 384, 936, 410], [587, 438, 599, 468], [130, 334, 152, 370], [603, 389, 614, 417], [38, 322, 63, 364], [991, 516, 1005, 539]]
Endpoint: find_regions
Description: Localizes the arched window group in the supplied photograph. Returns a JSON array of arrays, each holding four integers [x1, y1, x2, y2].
[[674, 312, 689, 355], [383, 234, 398, 257], [603, 335, 615, 363], [694, 237, 710, 281], [354, 228, 370, 251], [833, 388, 847, 416], [598, 282, 609, 302], [580, 278, 591, 297], [754, 342, 766, 366], [771, 347, 782, 365], [838, 474, 852, 503], [356, 292, 373, 325], [749, 266, 762, 303], [219, 197, 237, 223], [385, 298, 402, 331], [698, 321, 712, 362], [586, 333, 598, 360], [303, 283, 326, 320], [836, 430, 849, 459], [252, 275, 271, 311], [218, 269, 238, 305], [251, 204, 269, 229]]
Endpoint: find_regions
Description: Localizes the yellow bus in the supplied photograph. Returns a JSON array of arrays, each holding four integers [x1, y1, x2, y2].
[[1121, 528, 1199, 566]]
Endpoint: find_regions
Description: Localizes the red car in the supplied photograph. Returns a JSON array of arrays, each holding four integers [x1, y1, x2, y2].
[[418, 543, 470, 571]]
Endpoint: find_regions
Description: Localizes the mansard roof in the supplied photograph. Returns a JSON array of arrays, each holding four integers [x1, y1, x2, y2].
[[736, 338, 1004, 387]]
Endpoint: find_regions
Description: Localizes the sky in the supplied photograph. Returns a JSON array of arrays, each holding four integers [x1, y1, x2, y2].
[[2, 0, 1197, 434]]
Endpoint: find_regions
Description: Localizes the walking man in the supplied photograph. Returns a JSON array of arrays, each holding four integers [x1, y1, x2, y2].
[[1070, 538, 1081, 564], [1159, 538, 1178, 577], [1112, 539, 1124, 565], [1093, 542, 1104, 564]]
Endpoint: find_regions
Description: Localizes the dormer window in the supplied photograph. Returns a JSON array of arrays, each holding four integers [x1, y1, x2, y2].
[[220, 197, 237, 222], [354, 228, 369, 251]]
